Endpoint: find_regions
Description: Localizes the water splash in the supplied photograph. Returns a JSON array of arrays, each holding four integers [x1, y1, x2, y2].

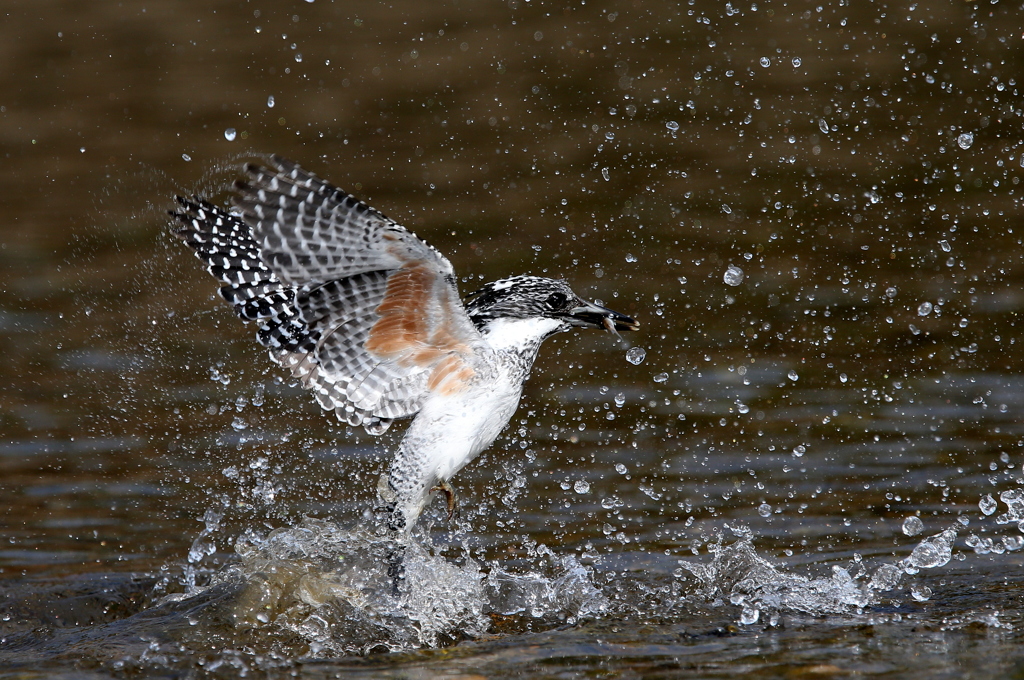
[[172, 518, 604, 656], [183, 507, 225, 591], [487, 551, 607, 624], [994, 488, 1024, 527], [679, 536, 880, 622], [678, 520, 973, 625]]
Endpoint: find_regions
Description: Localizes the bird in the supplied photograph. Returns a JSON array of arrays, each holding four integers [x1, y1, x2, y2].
[[170, 155, 638, 533]]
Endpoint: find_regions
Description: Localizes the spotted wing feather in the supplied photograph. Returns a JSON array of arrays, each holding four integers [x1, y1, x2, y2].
[[171, 197, 315, 356], [172, 157, 484, 434], [234, 155, 412, 284], [235, 157, 484, 397]]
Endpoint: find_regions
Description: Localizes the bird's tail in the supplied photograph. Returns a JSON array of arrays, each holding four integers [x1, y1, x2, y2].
[[374, 474, 409, 595], [385, 544, 405, 597], [375, 473, 408, 533]]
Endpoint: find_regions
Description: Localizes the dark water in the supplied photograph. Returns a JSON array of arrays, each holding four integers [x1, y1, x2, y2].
[[5, 0, 1024, 677]]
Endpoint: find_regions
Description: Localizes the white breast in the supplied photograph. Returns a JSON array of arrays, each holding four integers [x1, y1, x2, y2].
[[408, 358, 524, 482], [386, 317, 566, 528]]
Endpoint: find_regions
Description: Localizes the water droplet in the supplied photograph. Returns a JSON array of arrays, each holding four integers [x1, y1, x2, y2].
[[79, 147, 86, 153], [979, 494, 997, 516], [295, 53, 303, 63], [574, 480, 590, 494], [906, 528, 956, 569], [224, 128, 237, 141], [625, 253, 637, 262], [791, 445, 806, 457], [666, 120, 680, 131], [181, 153, 191, 162], [902, 516, 924, 536], [839, 373, 848, 383], [267, 95, 276, 108], [819, 118, 829, 134], [787, 370, 799, 381], [917, 301, 933, 316], [885, 286, 897, 298], [615, 463, 628, 475], [614, 393, 626, 407], [653, 372, 669, 383], [723, 264, 744, 286], [601, 167, 610, 181], [957, 132, 973, 149], [939, 239, 951, 252], [869, 564, 902, 591], [759, 56, 770, 67], [625, 347, 646, 365], [792, 57, 802, 67], [758, 502, 772, 518], [910, 583, 932, 601]]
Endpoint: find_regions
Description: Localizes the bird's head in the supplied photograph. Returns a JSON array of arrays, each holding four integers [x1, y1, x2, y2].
[[465, 276, 638, 341]]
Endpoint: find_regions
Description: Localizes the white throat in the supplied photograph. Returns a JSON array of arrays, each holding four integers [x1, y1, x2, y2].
[[480, 317, 566, 353]]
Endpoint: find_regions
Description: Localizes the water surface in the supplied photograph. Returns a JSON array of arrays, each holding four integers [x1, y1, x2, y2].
[[4, 0, 1024, 677]]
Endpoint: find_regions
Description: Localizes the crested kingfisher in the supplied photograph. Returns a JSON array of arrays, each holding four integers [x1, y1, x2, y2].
[[172, 156, 638, 532]]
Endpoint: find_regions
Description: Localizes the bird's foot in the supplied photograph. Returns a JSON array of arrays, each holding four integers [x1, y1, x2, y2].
[[430, 481, 458, 521]]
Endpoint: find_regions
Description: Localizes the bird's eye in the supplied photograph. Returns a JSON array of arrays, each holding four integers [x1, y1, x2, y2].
[[546, 292, 568, 308]]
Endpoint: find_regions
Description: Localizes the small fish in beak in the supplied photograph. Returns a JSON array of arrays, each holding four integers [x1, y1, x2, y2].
[[601, 315, 622, 338], [564, 300, 639, 334]]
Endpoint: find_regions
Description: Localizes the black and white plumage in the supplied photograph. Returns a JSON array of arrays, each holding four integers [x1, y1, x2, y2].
[[171, 156, 638, 532]]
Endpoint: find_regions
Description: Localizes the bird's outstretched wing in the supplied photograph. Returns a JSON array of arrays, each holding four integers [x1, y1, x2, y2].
[[171, 156, 483, 434]]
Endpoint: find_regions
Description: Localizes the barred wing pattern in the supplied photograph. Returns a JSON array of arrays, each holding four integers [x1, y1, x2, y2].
[[171, 156, 484, 434]]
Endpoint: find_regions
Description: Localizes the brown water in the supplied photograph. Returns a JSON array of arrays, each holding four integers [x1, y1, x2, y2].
[[4, 0, 1024, 677]]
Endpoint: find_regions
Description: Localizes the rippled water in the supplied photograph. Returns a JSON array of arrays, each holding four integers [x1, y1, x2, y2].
[[5, 1, 1024, 677]]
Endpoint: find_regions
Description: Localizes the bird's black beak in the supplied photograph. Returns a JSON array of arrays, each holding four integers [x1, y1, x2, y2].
[[564, 300, 639, 335]]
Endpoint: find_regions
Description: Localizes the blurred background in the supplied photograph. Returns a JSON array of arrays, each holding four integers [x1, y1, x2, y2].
[[4, 0, 1024, 674]]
